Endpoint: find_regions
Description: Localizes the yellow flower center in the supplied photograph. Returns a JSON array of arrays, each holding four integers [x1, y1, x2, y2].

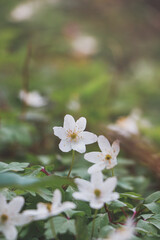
[[70, 133, 77, 140], [45, 203, 52, 212], [94, 189, 101, 197], [1, 214, 8, 223], [105, 154, 112, 164]]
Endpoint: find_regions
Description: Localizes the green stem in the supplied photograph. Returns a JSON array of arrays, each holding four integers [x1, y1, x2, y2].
[[50, 218, 58, 240], [91, 209, 98, 239], [67, 150, 75, 178], [111, 168, 114, 177]]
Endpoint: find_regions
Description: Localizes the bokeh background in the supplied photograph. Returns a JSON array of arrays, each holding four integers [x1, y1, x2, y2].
[[0, 0, 160, 183]]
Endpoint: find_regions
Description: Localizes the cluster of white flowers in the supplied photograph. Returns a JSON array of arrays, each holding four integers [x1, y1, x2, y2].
[[0, 114, 135, 240], [0, 190, 75, 240]]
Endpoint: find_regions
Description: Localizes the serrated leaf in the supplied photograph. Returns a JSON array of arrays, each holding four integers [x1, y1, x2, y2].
[[120, 192, 143, 200], [109, 200, 127, 209], [144, 202, 160, 214], [76, 216, 89, 240], [145, 191, 160, 204], [0, 162, 29, 173], [137, 220, 158, 235], [45, 216, 76, 239], [148, 218, 160, 230]]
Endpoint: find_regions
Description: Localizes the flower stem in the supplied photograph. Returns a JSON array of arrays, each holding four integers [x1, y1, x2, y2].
[[91, 209, 98, 239], [111, 168, 114, 177], [50, 218, 58, 240], [67, 150, 75, 178]]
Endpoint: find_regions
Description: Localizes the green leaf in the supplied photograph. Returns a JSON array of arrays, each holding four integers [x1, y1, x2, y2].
[[148, 218, 160, 230], [118, 181, 133, 191], [109, 200, 127, 209], [0, 162, 29, 173], [145, 191, 160, 204], [0, 172, 76, 190], [136, 220, 158, 235], [144, 202, 160, 214], [45, 216, 76, 239], [141, 214, 153, 220], [120, 192, 143, 200]]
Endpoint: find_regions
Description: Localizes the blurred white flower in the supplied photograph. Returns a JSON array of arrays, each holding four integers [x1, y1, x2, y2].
[[71, 35, 98, 57], [0, 194, 31, 240], [67, 99, 81, 111], [73, 171, 119, 209], [23, 189, 76, 221], [10, 2, 39, 22], [53, 114, 97, 153], [10, 0, 60, 22], [19, 90, 47, 108], [84, 135, 120, 174], [98, 218, 135, 240], [108, 109, 151, 137]]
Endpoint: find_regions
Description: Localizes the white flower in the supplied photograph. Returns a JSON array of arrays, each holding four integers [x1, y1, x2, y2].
[[23, 189, 76, 221], [0, 194, 31, 240], [100, 218, 135, 240], [73, 171, 119, 209], [53, 114, 97, 153], [84, 135, 120, 174], [19, 90, 47, 107]]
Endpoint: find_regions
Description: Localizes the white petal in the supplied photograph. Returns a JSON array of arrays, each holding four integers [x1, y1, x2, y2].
[[91, 171, 103, 187], [84, 152, 103, 163], [63, 114, 75, 131], [15, 214, 33, 226], [53, 127, 66, 139], [110, 192, 119, 201], [88, 162, 106, 174], [103, 177, 117, 193], [75, 117, 86, 132], [52, 202, 76, 216], [112, 140, 120, 156], [98, 135, 111, 152], [2, 225, 17, 240], [105, 158, 117, 169], [52, 189, 62, 207], [82, 132, 97, 145], [8, 196, 24, 213], [59, 140, 72, 152], [90, 200, 103, 209], [71, 141, 86, 153], [72, 192, 90, 202], [0, 194, 7, 211], [74, 178, 92, 192]]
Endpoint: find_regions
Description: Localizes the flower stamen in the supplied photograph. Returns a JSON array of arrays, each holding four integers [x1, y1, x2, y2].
[[105, 154, 112, 164], [1, 214, 8, 223], [94, 189, 101, 197]]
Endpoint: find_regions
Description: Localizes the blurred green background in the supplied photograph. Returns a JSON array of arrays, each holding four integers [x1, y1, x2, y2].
[[0, 0, 160, 168]]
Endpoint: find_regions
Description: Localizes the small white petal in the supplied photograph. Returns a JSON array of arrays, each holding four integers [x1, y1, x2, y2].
[[52, 189, 61, 207], [98, 135, 111, 152], [88, 162, 106, 174], [71, 141, 86, 153], [75, 117, 86, 132], [82, 132, 97, 145], [73, 192, 90, 202], [105, 158, 117, 169], [103, 177, 117, 193], [90, 200, 103, 209], [52, 202, 76, 215], [8, 196, 24, 213], [59, 140, 72, 152], [74, 178, 92, 192], [112, 140, 120, 156], [53, 127, 66, 139], [15, 214, 33, 226], [2, 225, 17, 240], [84, 152, 103, 163], [63, 114, 75, 131], [91, 171, 103, 187]]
